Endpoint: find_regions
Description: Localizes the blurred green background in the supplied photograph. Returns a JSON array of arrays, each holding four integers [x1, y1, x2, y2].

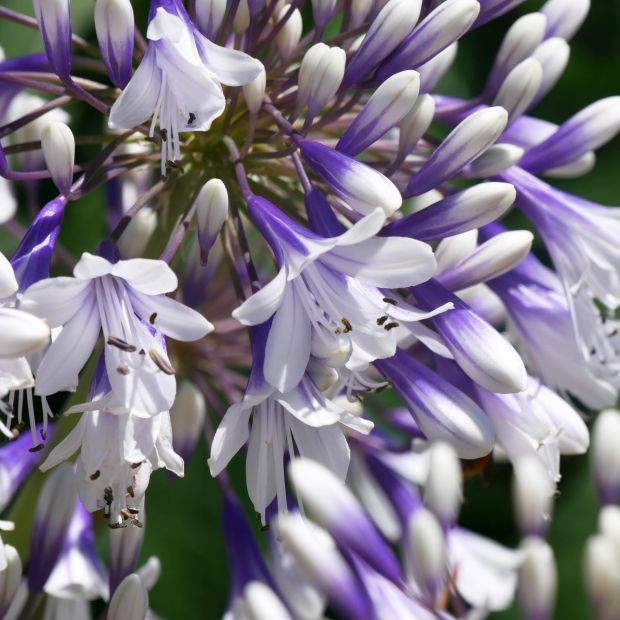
[[1, 0, 619, 618]]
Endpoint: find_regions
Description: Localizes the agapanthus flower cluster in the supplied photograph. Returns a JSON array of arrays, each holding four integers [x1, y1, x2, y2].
[[0, 0, 617, 617]]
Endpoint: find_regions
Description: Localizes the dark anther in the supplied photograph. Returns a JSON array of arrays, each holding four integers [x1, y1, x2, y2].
[[108, 522, 127, 529], [341, 318, 353, 333], [590, 347, 597, 355], [139, 349, 145, 356], [28, 443, 45, 453], [127, 485, 135, 498], [130, 461, 142, 469], [149, 312, 157, 324], [188, 112, 196, 125], [117, 364, 130, 375], [261, 523, 271, 532], [40, 428, 47, 440], [166, 160, 184, 173], [107, 336, 137, 353], [131, 517, 144, 528], [90, 470, 101, 480], [376, 315, 388, 326], [384, 322, 399, 331], [104, 487, 114, 505], [161, 128, 168, 142], [148, 349, 176, 375], [334, 327, 342, 334], [382, 297, 398, 305]]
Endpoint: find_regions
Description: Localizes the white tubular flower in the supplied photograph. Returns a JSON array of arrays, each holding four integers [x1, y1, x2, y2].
[[109, 0, 264, 174], [21, 252, 213, 415]]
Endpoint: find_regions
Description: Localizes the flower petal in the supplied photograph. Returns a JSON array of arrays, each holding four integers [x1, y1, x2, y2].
[[232, 267, 287, 326], [0, 251, 17, 299], [39, 417, 85, 472], [208, 402, 252, 476], [73, 253, 114, 280], [111, 258, 178, 295]]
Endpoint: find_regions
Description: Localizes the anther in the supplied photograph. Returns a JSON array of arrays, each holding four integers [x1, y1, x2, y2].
[[149, 312, 157, 324], [28, 443, 45, 453], [130, 461, 142, 469], [148, 349, 176, 375], [382, 297, 398, 305], [376, 315, 388, 326], [341, 318, 353, 333], [90, 470, 101, 480], [161, 128, 168, 142], [384, 322, 399, 331], [127, 485, 135, 498], [117, 364, 130, 375], [107, 336, 137, 352], [188, 112, 196, 125], [104, 487, 114, 505]]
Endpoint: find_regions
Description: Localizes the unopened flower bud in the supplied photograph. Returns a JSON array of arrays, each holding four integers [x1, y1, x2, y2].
[[350, 0, 373, 28], [583, 534, 620, 620], [343, 0, 422, 87], [95, 0, 134, 88], [337, 70, 420, 156], [0, 308, 50, 359], [405, 106, 508, 197], [424, 442, 462, 528], [0, 253, 17, 300], [512, 455, 554, 538], [542, 0, 590, 41], [288, 458, 401, 582], [591, 409, 620, 505], [234, 0, 251, 33], [108, 514, 145, 594], [244, 581, 293, 620], [275, 6, 303, 59], [398, 94, 435, 160], [464, 143, 524, 178], [518, 537, 557, 620], [41, 121, 75, 195], [418, 42, 458, 93], [492, 58, 543, 124], [171, 381, 207, 462], [243, 66, 266, 115], [108, 573, 149, 620], [407, 508, 446, 601], [311, 0, 337, 33], [530, 37, 570, 107], [195, 0, 227, 40], [0, 545, 22, 618], [33, 0, 72, 80], [598, 506, 620, 555], [297, 44, 346, 118], [196, 178, 229, 264], [543, 151, 595, 178], [117, 207, 157, 259]]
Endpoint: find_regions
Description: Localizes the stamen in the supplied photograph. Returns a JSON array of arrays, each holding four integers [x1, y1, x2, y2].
[[107, 336, 137, 352], [148, 349, 176, 375]]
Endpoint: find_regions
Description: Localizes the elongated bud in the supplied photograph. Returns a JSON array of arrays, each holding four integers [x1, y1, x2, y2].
[[195, 0, 227, 40], [351, 0, 373, 28], [599, 506, 620, 554], [474, 0, 526, 28], [487, 13, 546, 92], [0, 253, 17, 300], [342, 0, 422, 87], [0, 308, 49, 359], [171, 381, 206, 462], [196, 178, 228, 264], [234, 0, 250, 33], [108, 573, 149, 620], [405, 106, 508, 197], [530, 38, 570, 107], [583, 534, 620, 620], [543, 151, 595, 178], [375, 0, 480, 83], [0, 545, 22, 618], [398, 94, 435, 159], [95, 0, 134, 88], [288, 459, 401, 582], [337, 71, 420, 156], [384, 182, 515, 240], [513, 455, 554, 538], [521, 97, 620, 173], [297, 44, 346, 118], [542, 0, 590, 40], [438, 230, 533, 291], [41, 121, 75, 195], [407, 508, 446, 601], [492, 58, 543, 124], [33, 0, 72, 80], [28, 464, 77, 592], [108, 515, 145, 595], [424, 442, 462, 528], [592, 410, 620, 505], [243, 66, 266, 115], [245, 581, 293, 620], [464, 143, 524, 177], [518, 538, 557, 620], [275, 513, 373, 620], [275, 6, 302, 59], [311, 0, 337, 32], [299, 140, 402, 216], [418, 42, 458, 93], [117, 207, 157, 259]]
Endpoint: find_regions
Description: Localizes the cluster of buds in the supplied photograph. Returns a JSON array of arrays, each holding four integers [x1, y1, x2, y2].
[[0, 0, 616, 616]]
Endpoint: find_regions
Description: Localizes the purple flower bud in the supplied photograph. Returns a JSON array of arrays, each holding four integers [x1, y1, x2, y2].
[[196, 178, 229, 264], [195, 0, 226, 40], [542, 0, 590, 40], [95, 0, 135, 88], [304, 187, 344, 237], [591, 410, 620, 505], [33, 0, 72, 81], [474, 0, 527, 28]]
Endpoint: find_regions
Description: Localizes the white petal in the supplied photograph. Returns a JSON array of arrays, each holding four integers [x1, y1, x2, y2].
[[155, 412, 184, 476], [232, 267, 287, 326], [39, 418, 85, 471], [20, 277, 91, 327], [108, 46, 162, 129], [0, 178, 16, 225], [0, 308, 50, 358], [111, 258, 178, 295], [208, 402, 252, 476], [73, 253, 114, 280], [264, 285, 311, 393], [0, 356, 34, 396], [129, 290, 213, 340], [0, 252, 17, 299], [195, 32, 264, 86], [334, 208, 386, 246], [322, 236, 437, 288], [34, 294, 100, 396]]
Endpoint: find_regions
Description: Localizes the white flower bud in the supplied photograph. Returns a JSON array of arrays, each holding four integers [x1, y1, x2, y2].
[[297, 44, 346, 117], [542, 0, 590, 40], [492, 58, 543, 124], [407, 508, 446, 600], [464, 143, 524, 178], [108, 573, 149, 620], [196, 178, 229, 264], [311, 0, 337, 31], [543, 152, 595, 178], [583, 534, 620, 620], [0, 308, 50, 359], [276, 6, 303, 59], [234, 0, 251, 33], [424, 442, 462, 527], [117, 207, 157, 259], [599, 506, 620, 556], [0, 545, 21, 617], [195, 0, 227, 40], [243, 66, 266, 115], [398, 94, 435, 159], [439, 230, 533, 291], [592, 410, 620, 505], [0, 252, 17, 300], [518, 537, 557, 620], [512, 455, 554, 538], [171, 381, 207, 462], [418, 42, 458, 93], [531, 37, 570, 105], [41, 121, 75, 195], [351, 0, 373, 27], [244, 581, 293, 620]]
